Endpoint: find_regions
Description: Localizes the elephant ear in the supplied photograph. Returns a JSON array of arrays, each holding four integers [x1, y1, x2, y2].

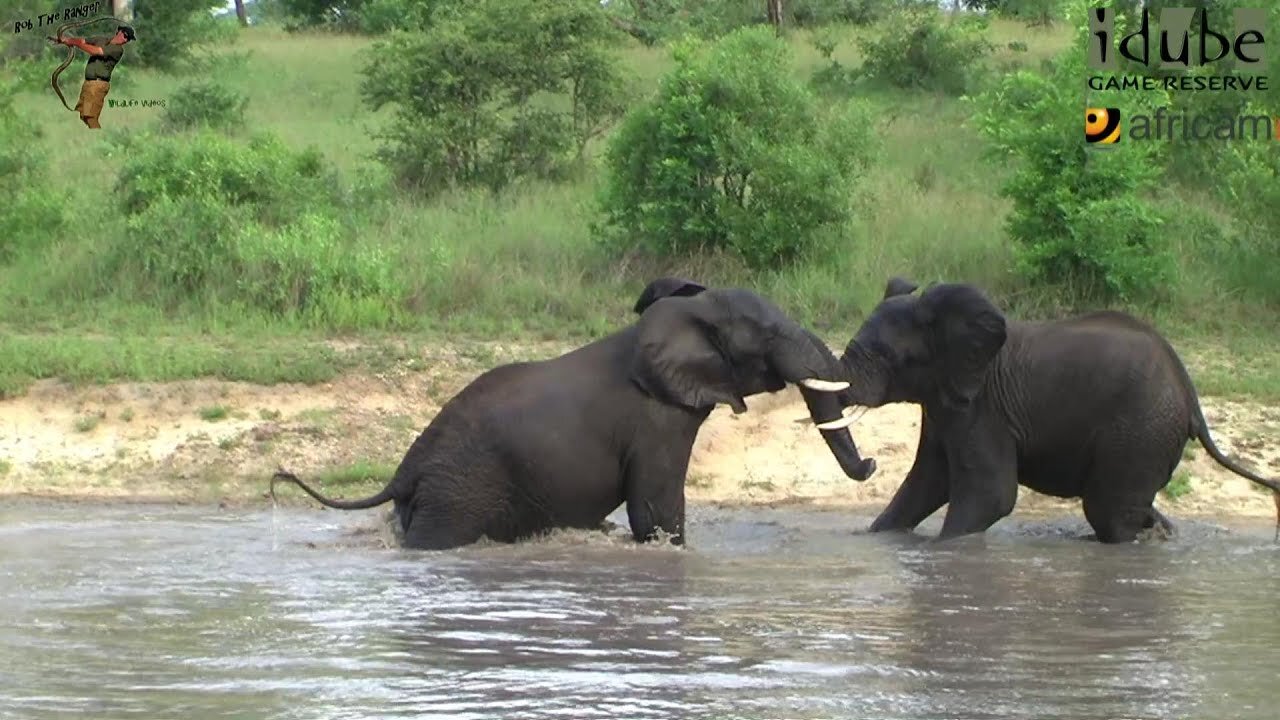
[[630, 295, 748, 414], [633, 277, 708, 315], [883, 276, 919, 299], [919, 284, 1008, 410]]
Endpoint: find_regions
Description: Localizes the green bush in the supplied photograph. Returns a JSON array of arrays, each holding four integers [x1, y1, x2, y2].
[[791, 0, 896, 26], [858, 5, 994, 95], [1217, 129, 1280, 305], [359, 0, 626, 195], [115, 192, 242, 296], [113, 131, 346, 226], [600, 0, 761, 44], [103, 130, 402, 323], [233, 213, 405, 327], [161, 80, 249, 132], [0, 77, 64, 264], [272, 0, 440, 33], [128, 0, 237, 71], [597, 26, 877, 270], [356, 0, 439, 32], [968, 2, 1173, 303]]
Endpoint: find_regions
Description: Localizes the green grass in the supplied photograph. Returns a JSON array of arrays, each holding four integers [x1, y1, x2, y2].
[[73, 413, 103, 433], [198, 405, 229, 422], [1, 17, 1277, 401], [1162, 470, 1194, 500]]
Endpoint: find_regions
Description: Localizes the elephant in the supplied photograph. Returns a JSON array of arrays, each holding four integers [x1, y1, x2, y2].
[[819, 276, 1280, 544], [271, 278, 877, 551]]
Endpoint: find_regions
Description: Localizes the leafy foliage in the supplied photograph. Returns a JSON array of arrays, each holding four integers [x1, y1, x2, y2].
[[0, 78, 64, 265], [268, 0, 441, 33], [858, 5, 994, 95], [359, 0, 626, 195], [597, 26, 877, 270], [103, 130, 400, 325], [128, 0, 236, 71], [161, 80, 249, 132], [968, 1, 1173, 303]]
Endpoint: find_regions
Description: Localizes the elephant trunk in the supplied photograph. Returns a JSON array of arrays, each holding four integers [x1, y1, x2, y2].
[[838, 342, 891, 409], [775, 328, 877, 482]]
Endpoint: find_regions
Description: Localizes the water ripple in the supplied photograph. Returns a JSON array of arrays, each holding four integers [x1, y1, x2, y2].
[[0, 504, 1276, 719]]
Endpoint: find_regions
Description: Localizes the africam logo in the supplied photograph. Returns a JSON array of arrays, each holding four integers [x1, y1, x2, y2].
[[1086, 106, 1280, 143]]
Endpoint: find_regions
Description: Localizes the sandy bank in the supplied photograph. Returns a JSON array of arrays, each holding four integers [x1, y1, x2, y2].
[[1, 342, 1277, 524]]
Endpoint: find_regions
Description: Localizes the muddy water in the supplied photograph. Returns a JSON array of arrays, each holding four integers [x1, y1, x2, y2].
[[0, 503, 1277, 719]]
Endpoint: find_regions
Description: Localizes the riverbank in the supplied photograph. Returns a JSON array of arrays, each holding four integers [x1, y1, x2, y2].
[[2, 339, 1276, 523]]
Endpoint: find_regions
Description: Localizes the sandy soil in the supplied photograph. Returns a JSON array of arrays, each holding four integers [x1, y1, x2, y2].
[[1, 340, 1277, 525]]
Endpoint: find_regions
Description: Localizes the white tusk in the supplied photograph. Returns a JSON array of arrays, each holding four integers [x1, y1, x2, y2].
[[815, 406, 866, 431], [799, 378, 850, 392], [816, 413, 860, 431]]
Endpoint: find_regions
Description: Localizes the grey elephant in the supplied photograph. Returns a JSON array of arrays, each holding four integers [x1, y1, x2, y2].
[[271, 278, 876, 550], [821, 276, 1280, 543]]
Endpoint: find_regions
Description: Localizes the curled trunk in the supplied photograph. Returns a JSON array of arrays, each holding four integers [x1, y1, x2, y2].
[[775, 328, 877, 481]]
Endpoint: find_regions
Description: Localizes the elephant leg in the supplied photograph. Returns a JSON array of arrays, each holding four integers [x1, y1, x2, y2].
[[1082, 474, 1167, 544], [624, 448, 691, 546], [936, 423, 1018, 541], [1082, 495, 1159, 544], [402, 513, 488, 551], [1082, 431, 1183, 543], [1145, 506, 1175, 535], [869, 418, 948, 533], [399, 472, 506, 551]]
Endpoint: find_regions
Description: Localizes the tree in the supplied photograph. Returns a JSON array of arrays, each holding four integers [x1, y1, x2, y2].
[[597, 26, 877, 270], [359, 0, 626, 194]]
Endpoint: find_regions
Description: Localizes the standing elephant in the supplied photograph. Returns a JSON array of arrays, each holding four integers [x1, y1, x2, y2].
[[820, 276, 1280, 543], [271, 278, 876, 550]]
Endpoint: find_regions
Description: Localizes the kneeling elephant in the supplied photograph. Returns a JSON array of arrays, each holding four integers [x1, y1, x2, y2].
[[272, 278, 875, 550]]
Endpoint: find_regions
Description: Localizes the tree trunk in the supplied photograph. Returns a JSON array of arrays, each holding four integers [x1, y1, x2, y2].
[[234, 0, 248, 26], [766, 0, 783, 34]]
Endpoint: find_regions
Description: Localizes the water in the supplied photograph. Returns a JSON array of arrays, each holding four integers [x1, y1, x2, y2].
[[0, 501, 1276, 719]]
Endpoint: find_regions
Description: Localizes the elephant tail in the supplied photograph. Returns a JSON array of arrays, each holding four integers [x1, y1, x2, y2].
[[1190, 416, 1280, 495], [269, 469, 398, 510], [1173, 352, 1280, 496]]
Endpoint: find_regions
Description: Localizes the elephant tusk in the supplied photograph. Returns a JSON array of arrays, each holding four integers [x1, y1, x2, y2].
[[816, 406, 865, 431], [799, 378, 849, 392]]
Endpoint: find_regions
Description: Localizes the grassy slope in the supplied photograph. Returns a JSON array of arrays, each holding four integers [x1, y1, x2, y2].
[[1, 18, 1278, 401]]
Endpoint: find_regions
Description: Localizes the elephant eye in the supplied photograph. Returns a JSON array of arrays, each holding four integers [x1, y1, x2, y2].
[[865, 338, 901, 365]]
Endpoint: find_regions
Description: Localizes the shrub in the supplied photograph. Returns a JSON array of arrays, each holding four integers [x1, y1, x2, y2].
[[601, 0, 761, 44], [128, 0, 236, 71], [113, 131, 346, 227], [1216, 126, 1280, 305], [858, 5, 994, 95], [161, 80, 249, 132], [359, 0, 626, 195], [233, 213, 405, 327], [0, 77, 64, 264], [103, 130, 402, 323], [790, 0, 896, 26], [356, 0, 439, 33], [968, 1, 1173, 303], [597, 26, 877, 270]]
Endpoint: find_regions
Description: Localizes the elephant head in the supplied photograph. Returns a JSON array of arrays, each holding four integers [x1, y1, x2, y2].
[[630, 277, 877, 481], [831, 276, 1009, 414]]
